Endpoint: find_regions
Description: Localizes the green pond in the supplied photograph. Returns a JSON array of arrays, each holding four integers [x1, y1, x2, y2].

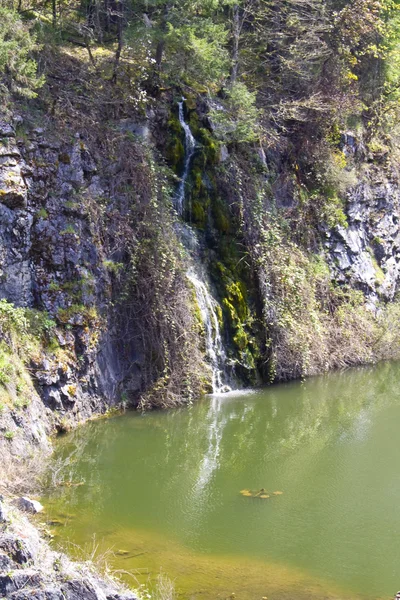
[[41, 362, 400, 600]]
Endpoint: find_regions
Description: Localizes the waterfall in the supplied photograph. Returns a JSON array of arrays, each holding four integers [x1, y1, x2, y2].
[[175, 99, 197, 215], [187, 270, 229, 394], [176, 100, 230, 394]]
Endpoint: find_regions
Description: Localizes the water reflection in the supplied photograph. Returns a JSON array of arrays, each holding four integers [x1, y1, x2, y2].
[[42, 361, 400, 599]]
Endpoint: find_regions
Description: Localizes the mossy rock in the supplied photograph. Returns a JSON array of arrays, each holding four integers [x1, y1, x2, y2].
[[198, 128, 219, 164], [191, 200, 207, 229], [166, 112, 185, 172], [166, 138, 185, 172], [211, 198, 231, 234]]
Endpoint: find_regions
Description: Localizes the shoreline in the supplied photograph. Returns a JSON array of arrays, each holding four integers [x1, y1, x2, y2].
[[0, 494, 139, 600]]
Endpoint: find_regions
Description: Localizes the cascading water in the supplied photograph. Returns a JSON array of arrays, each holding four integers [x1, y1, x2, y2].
[[175, 99, 197, 215], [175, 100, 230, 394], [187, 270, 228, 394]]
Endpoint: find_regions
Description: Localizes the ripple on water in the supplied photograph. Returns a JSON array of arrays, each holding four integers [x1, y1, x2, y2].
[[40, 361, 400, 600]]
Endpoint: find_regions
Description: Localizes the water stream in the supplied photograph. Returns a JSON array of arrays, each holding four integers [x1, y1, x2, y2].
[[175, 99, 197, 215], [41, 360, 400, 600], [175, 100, 229, 394], [187, 269, 228, 393]]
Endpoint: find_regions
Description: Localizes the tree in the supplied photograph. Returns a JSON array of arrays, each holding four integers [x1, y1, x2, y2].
[[210, 81, 260, 143], [0, 7, 44, 98]]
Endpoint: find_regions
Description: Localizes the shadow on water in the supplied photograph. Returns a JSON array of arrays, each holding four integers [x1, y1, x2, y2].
[[41, 361, 400, 600]]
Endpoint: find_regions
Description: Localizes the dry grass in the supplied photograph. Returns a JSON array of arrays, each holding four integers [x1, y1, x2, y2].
[[153, 573, 176, 600], [0, 450, 50, 495]]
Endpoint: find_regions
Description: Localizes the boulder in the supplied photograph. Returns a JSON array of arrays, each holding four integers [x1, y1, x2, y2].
[[14, 497, 44, 514], [0, 571, 42, 596], [61, 579, 102, 600], [0, 534, 33, 564], [9, 589, 64, 600]]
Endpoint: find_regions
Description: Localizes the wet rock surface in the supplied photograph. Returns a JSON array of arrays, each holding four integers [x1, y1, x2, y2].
[[13, 497, 44, 514]]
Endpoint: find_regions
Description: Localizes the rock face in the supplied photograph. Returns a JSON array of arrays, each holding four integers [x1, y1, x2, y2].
[[0, 118, 143, 455], [325, 165, 400, 307], [0, 497, 138, 600], [1, 113, 400, 456]]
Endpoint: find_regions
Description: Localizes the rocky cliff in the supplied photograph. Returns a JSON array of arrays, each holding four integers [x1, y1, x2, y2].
[[1, 98, 400, 460], [0, 113, 143, 457]]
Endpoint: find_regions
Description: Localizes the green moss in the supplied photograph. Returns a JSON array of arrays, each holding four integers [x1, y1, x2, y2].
[[166, 112, 185, 172], [191, 200, 207, 229], [35, 207, 48, 220], [371, 255, 385, 286], [197, 127, 219, 164], [166, 138, 185, 172], [57, 303, 99, 326], [103, 259, 124, 274], [212, 198, 230, 234], [60, 224, 77, 236], [188, 110, 201, 137], [215, 261, 261, 373]]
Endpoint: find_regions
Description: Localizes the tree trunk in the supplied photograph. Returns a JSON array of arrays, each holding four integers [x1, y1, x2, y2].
[[104, 0, 110, 32], [153, 2, 171, 87], [111, 0, 123, 84], [52, 0, 57, 27], [231, 3, 240, 84]]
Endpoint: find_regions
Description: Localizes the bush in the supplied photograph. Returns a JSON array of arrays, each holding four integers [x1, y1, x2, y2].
[[210, 82, 260, 144], [0, 7, 44, 98]]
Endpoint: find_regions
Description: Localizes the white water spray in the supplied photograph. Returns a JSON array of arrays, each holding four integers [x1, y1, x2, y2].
[[175, 99, 197, 215], [187, 270, 229, 394], [175, 100, 230, 394]]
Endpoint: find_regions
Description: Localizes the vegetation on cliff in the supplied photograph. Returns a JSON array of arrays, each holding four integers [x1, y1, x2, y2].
[[1, 0, 400, 408]]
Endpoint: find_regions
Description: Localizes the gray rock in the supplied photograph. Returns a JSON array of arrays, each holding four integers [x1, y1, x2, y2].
[[0, 571, 42, 596], [9, 590, 64, 600], [0, 499, 8, 523], [61, 579, 101, 600], [118, 119, 150, 141], [220, 145, 229, 162], [107, 594, 138, 600], [0, 144, 20, 158], [42, 388, 63, 411], [0, 553, 15, 570], [14, 497, 44, 514], [0, 535, 33, 564], [0, 122, 15, 137]]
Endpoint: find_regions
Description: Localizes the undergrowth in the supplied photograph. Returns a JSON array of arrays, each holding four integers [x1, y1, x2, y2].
[[0, 299, 62, 410], [227, 157, 400, 383], [107, 136, 209, 409]]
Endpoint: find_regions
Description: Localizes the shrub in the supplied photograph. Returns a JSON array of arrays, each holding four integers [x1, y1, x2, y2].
[[0, 7, 44, 98], [210, 82, 260, 144]]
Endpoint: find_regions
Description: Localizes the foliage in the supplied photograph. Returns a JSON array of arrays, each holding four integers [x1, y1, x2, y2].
[[108, 136, 209, 408], [210, 82, 260, 144], [0, 301, 60, 411], [3, 0, 400, 402], [0, 7, 44, 98]]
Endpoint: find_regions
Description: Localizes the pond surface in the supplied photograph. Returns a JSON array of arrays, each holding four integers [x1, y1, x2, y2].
[[41, 362, 400, 600]]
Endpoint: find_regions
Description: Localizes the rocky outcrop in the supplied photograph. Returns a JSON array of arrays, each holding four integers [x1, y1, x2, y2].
[[0, 496, 138, 600], [325, 164, 400, 308], [0, 116, 144, 455]]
